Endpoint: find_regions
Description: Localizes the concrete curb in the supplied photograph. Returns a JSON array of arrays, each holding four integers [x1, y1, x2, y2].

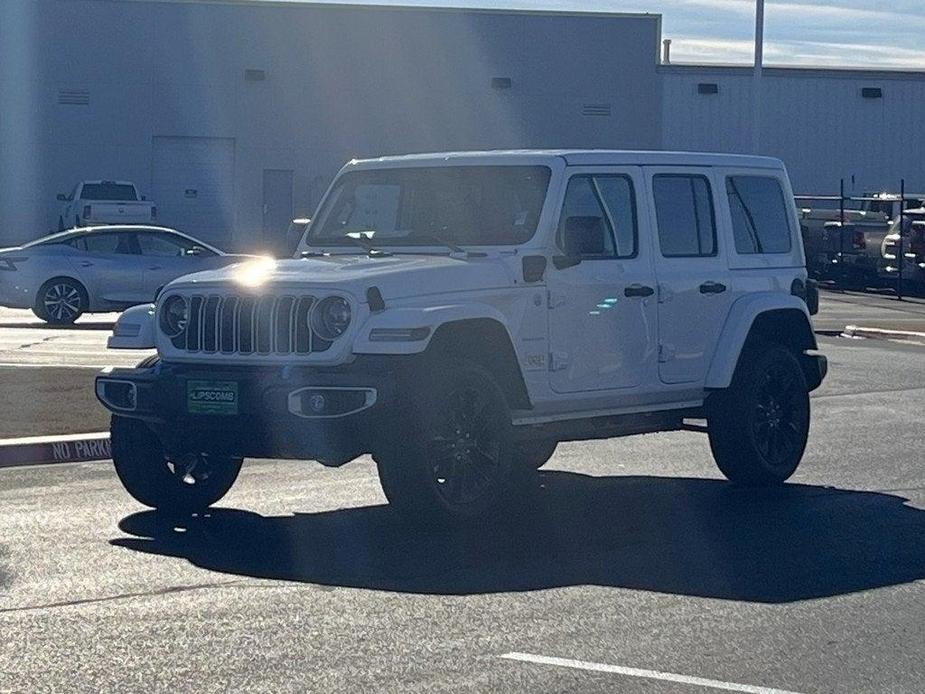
[[841, 325, 925, 342], [0, 432, 111, 469]]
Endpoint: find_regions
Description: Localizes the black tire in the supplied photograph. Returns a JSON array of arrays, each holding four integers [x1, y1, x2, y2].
[[110, 415, 243, 514], [375, 359, 525, 525], [33, 277, 87, 324], [514, 439, 558, 470], [707, 343, 810, 485]]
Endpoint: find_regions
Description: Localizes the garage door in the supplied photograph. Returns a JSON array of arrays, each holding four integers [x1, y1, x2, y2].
[[151, 137, 235, 250]]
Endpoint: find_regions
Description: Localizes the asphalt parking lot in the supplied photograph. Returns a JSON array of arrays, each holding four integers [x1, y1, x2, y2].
[[1, 306, 925, 691]]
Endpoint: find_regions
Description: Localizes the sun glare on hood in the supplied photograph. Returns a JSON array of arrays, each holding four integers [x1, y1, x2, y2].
[[234, 256, 278, 288]]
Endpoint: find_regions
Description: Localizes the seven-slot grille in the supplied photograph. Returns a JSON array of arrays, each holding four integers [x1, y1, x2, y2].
[[170, 294, 333, 355]]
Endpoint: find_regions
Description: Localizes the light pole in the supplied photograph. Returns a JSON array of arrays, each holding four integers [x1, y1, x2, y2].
[[752, 0, 765, 153]]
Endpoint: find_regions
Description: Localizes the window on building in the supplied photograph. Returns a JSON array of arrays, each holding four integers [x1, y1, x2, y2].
[[726, 176, 793, 254], [558, 175, 637, 258], [653, 175, 716, 257]]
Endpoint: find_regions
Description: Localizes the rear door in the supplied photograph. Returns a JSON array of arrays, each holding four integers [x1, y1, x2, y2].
[[546, 167, 658, 393], [644, 168, 732, 385]]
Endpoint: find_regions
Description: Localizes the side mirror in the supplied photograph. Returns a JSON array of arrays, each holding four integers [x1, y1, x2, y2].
[[185, 246, 203, 257], [553, 216, 606, 269], [522, 255, 547, 282], [57, 193, 68, 201]]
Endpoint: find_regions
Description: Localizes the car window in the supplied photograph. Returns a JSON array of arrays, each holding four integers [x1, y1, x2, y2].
[[80, 233, 137, 255], [557, 175, 637, 258], [726, 176, 793, 255], [653, 174, 717, 257], [80, 183, 138, 201], [311, 166, 551, 246], [137, 233, 194, 257]]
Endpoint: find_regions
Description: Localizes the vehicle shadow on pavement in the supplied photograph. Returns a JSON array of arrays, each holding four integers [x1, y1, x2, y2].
[[111, 472, 925, 603]]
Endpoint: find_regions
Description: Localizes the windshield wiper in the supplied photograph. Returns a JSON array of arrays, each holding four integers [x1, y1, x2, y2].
[[412, 231, 487, 258], [343, 231, 392, 257]]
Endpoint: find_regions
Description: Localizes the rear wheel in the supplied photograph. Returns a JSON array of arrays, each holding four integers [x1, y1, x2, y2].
[[111, 415, 243, 514], [708, 343, 810, 485], [375, 360, 525, 525], [34, 278, 87, 324]]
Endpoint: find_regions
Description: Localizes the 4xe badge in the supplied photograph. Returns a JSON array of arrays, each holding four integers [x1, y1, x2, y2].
[[187, 380, 238, 415]]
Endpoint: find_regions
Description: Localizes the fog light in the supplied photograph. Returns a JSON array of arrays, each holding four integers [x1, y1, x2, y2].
[[96, 379, 138, 412], [309, 393, 326, 414], [287, 387, 377, 418]]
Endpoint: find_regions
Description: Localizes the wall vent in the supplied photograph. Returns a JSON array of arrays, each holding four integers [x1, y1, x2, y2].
[[698, 82, 719, 95], [861, 87, 882, 99], [491, 77, 512, 90], [244, 69, 267, 82], [582, 103, 612, 117], [58, 89, 89, 106]]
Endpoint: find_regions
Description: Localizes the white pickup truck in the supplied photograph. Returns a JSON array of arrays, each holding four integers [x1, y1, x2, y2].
[[57, 181, 157, 230]]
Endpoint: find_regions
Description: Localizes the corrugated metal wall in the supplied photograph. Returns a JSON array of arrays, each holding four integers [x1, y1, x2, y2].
[[0, 0, 662, 248], [662, 65, 925, 195]]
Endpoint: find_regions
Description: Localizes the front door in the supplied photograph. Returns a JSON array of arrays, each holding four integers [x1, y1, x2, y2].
[[136, 231, 215, 298], [547, 167, 658, 393], [644, 168, 732, 385]]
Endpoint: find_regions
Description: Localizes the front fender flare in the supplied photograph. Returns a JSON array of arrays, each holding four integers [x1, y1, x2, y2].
[[705, 294, 816, 389], [352, 303, 510, 355], [108, 303, 157, 349]]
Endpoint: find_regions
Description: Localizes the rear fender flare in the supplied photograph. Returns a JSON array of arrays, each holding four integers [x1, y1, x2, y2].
[[705, 294, 816, 389]]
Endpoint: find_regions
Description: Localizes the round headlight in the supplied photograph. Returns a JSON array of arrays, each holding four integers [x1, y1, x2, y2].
[[311, 296, 351, 340], [160, 295, 189, 338]]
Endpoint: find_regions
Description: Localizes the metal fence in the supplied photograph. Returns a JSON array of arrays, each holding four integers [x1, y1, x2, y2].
[[795, 178, 919, 301]]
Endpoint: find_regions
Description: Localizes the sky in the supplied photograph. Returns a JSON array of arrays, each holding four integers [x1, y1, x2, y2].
[[270, 0, 925, 68]]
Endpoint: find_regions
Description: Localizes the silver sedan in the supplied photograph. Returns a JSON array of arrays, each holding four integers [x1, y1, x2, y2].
[[0, 225, 252, 324]]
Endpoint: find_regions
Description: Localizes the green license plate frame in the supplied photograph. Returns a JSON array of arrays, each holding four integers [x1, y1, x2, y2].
[[187, 380, 239, 415]]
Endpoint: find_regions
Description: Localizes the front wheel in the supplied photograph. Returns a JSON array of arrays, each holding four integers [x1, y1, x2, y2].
[[708, 344, 810, 485], [111, 415, 243, 514], [375, 359, 525, 525]]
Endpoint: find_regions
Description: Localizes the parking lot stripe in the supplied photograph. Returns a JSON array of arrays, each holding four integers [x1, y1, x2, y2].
[[500, 652, 806, 694]]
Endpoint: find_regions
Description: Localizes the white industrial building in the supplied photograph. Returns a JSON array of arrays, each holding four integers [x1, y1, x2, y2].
[[1, 0, 924, 250]]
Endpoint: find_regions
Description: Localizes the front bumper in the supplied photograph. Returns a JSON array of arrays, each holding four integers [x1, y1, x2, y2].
[[96, 359, 404, 465]]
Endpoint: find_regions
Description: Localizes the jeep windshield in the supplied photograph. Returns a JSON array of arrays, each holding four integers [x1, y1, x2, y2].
[[308, 165, 551, 248]]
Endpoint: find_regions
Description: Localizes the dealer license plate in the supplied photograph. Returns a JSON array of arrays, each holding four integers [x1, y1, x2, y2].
[[187, 380, 239, 415]]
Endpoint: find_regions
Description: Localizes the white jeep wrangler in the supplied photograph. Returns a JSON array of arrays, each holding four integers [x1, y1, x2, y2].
[[97, 150, 826, 524]]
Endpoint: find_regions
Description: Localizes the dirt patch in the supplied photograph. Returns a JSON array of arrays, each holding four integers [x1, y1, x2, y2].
[[0, 367, 108, 438]]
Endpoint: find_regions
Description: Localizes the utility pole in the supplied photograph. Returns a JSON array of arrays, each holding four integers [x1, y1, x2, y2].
[[752, 0, 765, 153]]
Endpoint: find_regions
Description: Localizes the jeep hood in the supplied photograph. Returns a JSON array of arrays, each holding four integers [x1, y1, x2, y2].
[[166, 254, 516, 301]]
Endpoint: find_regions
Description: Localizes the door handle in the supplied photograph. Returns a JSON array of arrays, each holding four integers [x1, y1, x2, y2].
[[699, 281, 727, 294], [148, 266, 162, 270], [80, 261, 93, 267], [624, 284, 655, 298]]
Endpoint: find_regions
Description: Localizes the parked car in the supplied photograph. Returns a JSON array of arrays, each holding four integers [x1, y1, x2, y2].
[[799, 192, 924, 285], [96, 150, 826, 525], [0, 225, 252, 324], [879, 207, 925, 293], [57, 181, 157, 230]]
